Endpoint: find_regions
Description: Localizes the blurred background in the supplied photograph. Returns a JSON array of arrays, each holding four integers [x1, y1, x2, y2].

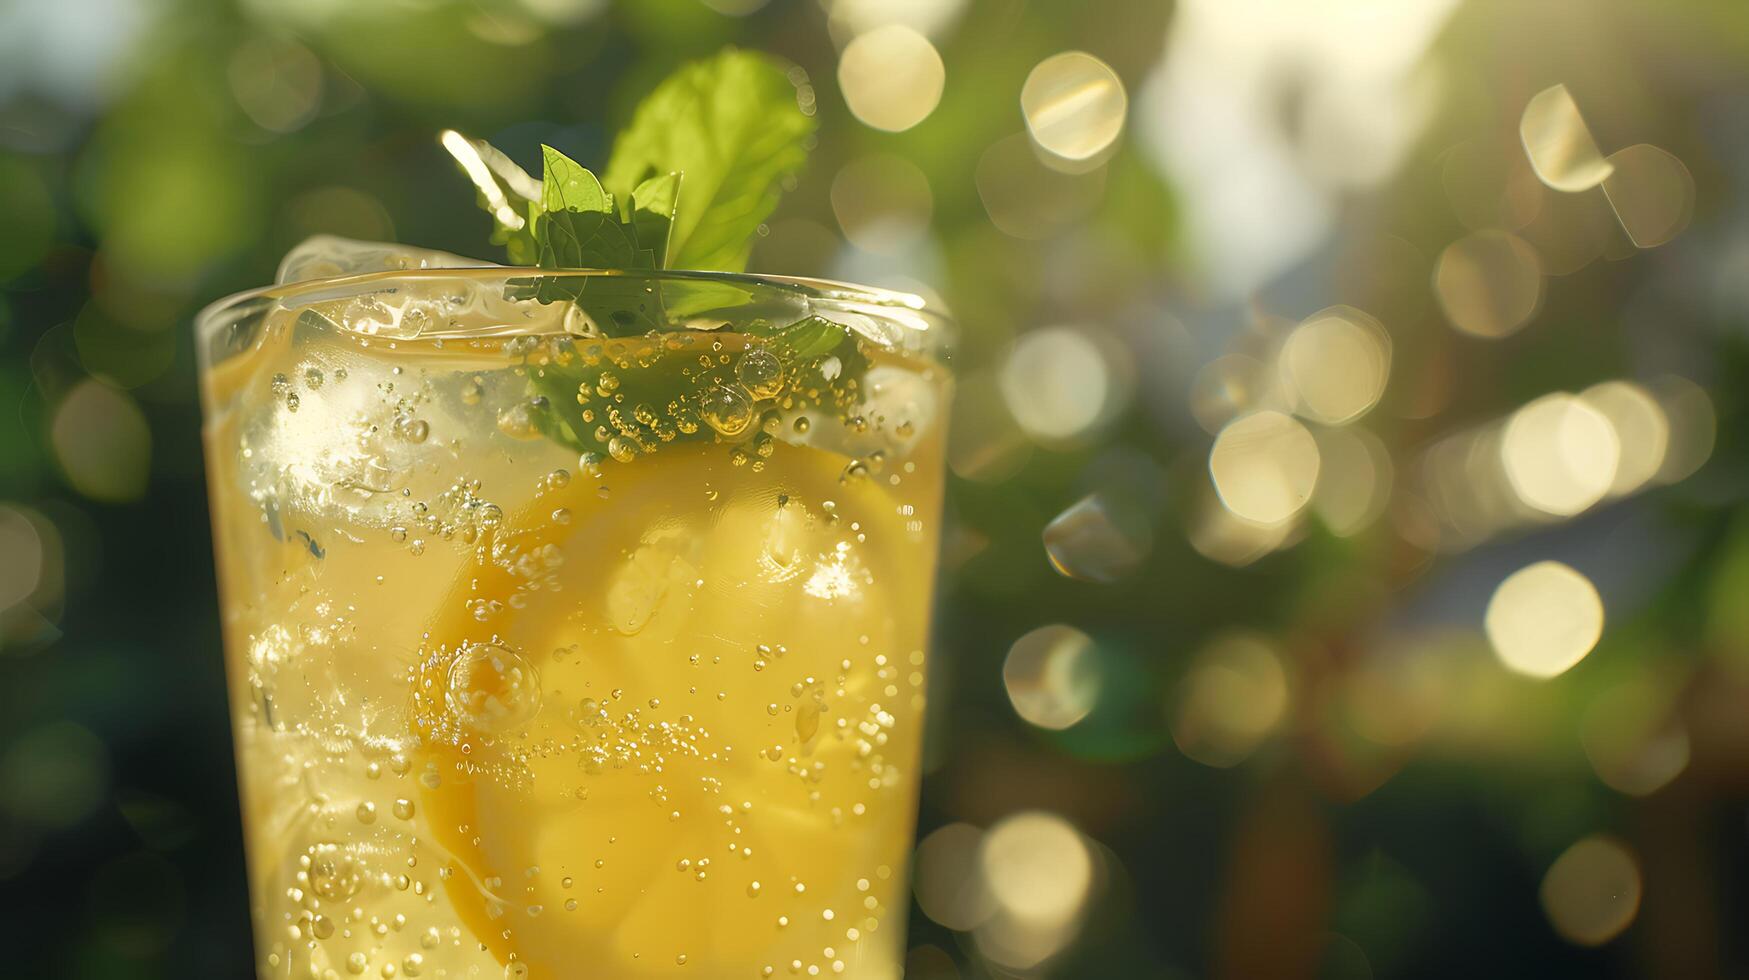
[[4, 0, 1749, 976]]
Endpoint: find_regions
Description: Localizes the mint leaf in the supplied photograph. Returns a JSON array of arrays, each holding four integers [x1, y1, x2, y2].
[[759, 315, 858, 360], [540, 145, 612, 215], [530, 146, 642, 270], [604, 49, 816, 272], [518, 314, 869, 459], [628, 173, 681, 268], [534, 207, 638, 270]]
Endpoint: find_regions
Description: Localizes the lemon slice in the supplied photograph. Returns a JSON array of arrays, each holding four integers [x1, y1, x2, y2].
[[412, 440, 926, 977]]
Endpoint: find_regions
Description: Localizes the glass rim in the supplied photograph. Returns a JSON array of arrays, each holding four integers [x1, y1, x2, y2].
[[195, 266, 953, 359]]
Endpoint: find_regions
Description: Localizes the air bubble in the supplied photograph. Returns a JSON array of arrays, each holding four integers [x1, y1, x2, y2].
[[497, 401, 544, 440], [309, 842, 363, 900], [446, 643, 542, 733], [736, 348, 787, 399], [701, 384, 755, 437], [397, 417, 430, 443]]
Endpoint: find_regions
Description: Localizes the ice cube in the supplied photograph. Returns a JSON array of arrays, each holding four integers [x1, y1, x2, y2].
[[277, 234, 497, 285]]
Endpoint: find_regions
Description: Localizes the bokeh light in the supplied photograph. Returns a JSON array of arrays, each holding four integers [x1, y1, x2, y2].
[[974, 812, 1095, 969], [998, 326, 1123, 447], [1209, 410, 1321, 527], [1434, 230, 1545, 339], [50, 379, 152, 503], [1519, 83, 1613, 193], [975, 132, 1107, 239], [1500, 392, 1620, 517], [1649, 375, 1716, 484], [1485, 561, 1604, 679], [1171, 631, 1290, 768], [1020, 52, 1127, 172], [1042, 492, 1153, 582], [1002, 624, 1101, 730], [830, 153, 933, 255], [946, 370, 1032, 483], [822, 0, 968, 43], [1310, 425, 1393, 537], [979, 812, 1093, 923], [1188, 353, 1272, 435], [912, 823, 995, 931], [837, 25, 945, 133], [227, 34, 322, 134], [1540, 835, 1642, 946], [1601, 144, 1695, 248], [1, 721, 109, 830], [1278, 305, 1391, 426], [1188, 486, 1296, 568], [1581, 680, 1690, 797], [1579, 380, 1668, 497]]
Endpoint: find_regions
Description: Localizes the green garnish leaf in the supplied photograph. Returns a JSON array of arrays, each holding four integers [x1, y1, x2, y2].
[[529, 146, 642, 271], [519, 312, 870, 459], [604, 49, 816, 273], [628, 172, 681, 268], [761, 315, 857, 360], [442, 51, 875, 466], [539, 145, 612, 215]]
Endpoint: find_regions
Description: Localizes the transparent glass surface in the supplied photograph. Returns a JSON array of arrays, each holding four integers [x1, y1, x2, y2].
[[195, 266, 952, 979]]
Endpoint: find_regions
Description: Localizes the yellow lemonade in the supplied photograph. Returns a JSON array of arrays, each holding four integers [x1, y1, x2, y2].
[[197, 267, 949, 979]]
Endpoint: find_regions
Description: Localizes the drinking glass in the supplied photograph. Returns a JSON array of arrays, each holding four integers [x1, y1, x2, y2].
[[196, 262, 951, 979]]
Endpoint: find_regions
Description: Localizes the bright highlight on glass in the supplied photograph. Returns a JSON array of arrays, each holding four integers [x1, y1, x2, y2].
[[1540, 835, 1642, 946], [1209, 410, 1321, 527], [1278, 305, 1391, 425], [1002, 624, 1101, 730], [838, 25, 946, 132], [1485, 561, 1604, 679], [1520, 84, 1614, 192], [1021, 52, 1127, 171]]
